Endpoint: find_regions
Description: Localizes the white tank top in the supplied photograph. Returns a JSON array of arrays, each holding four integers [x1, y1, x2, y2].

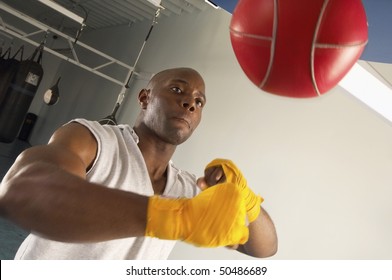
[[15, 119, 199, 259]]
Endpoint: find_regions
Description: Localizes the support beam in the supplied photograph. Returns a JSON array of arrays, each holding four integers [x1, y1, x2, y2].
[[0, 1, 137, 87]]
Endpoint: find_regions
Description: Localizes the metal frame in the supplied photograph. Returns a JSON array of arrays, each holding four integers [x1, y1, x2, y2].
[[0, 1, 135, 87]]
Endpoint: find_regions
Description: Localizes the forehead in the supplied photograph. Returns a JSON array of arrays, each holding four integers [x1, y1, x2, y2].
[[151, 68, 204, 86], [151, 68, 205, 91]]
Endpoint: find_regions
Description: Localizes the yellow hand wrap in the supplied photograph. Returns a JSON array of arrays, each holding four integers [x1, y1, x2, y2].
[[206, 159, 264, 223], [145, 183, 249, 247]]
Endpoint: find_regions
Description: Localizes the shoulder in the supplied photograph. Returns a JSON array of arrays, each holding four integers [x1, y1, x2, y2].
[[70, 119, 133, 144], [50, 119, 96, 146], [59, 119, 121, 148], [68, 119, 107, 138], [49, 119, 99, 171]]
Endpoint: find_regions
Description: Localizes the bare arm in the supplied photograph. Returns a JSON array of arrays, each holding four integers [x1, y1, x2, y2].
[[237, 206, 278, 258], [0, 122, 148, 243]]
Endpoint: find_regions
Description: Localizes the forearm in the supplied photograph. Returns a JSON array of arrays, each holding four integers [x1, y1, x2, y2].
[[0, 161, 148, 243], [238, 207, 278, 258], [203, 159, 277, 257]]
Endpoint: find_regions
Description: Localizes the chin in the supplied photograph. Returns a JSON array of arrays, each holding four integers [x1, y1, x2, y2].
[[166, 132, 192, 145]]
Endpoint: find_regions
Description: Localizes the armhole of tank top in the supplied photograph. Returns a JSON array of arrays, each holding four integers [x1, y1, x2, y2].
[[86, 126, 101, 175], [71, 119, 102, 176]]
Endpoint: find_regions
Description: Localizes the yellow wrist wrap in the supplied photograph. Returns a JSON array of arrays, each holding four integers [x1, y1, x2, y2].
[[145, 183, 249, 247], [206, 159, 263, 223]]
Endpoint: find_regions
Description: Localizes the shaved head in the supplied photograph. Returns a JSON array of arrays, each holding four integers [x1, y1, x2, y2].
[[147, 67, 205, 92]]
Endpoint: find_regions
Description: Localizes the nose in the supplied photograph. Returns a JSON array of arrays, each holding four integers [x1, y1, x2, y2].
[[182, 100, 195, 112]]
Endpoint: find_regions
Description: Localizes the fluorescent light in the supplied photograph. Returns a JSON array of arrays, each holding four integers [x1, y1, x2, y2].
[[339, 62, 392, 123], [37, 0, 84, 24], [205, 0, 220, 9]]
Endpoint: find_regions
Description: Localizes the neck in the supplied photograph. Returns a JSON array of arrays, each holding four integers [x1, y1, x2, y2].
[[133, 124, 177, 194]]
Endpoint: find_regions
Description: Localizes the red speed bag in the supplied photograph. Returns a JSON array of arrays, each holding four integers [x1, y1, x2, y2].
[[230, 0, 368, 98]]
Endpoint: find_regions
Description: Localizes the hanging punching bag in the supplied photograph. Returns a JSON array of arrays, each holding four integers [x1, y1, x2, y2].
[[0, 44, 44, 143], [0, 46, 24, 108]]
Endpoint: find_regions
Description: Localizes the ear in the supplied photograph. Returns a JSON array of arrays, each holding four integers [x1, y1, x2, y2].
[[138, 89, 150, 109]]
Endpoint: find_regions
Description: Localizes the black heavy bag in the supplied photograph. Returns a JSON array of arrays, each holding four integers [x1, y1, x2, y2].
[[0, 45, 44, 143], [0, 46, 24, 107]]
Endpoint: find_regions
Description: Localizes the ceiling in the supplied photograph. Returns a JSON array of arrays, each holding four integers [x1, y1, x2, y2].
[[0, 0, 208, 34], [0, 0, 391, 92], [0, 0, 210, 86]]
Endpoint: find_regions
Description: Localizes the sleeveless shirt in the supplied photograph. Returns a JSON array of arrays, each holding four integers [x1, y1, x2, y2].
[[15, 118, 199, 259]]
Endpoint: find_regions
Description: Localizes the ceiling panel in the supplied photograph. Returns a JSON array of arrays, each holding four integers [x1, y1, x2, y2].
[[0, 0, 208, 35], [0, 0, 210, 85]]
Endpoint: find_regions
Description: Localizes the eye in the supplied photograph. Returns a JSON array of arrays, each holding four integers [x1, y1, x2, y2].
[[196, 99, 205, 108], [171, 87, 182, 94]]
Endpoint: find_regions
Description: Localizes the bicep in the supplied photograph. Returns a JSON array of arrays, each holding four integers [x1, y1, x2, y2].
[[9, 123, 97, 180], [48, 123, 98, 173]]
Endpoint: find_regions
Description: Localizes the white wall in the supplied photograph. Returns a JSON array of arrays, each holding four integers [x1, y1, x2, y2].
[[26, 6, 392, 259], [135, 8, 392, 260]]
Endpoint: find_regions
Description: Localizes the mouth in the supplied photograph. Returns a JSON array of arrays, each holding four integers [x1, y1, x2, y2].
[[172, 117, 191, 129]]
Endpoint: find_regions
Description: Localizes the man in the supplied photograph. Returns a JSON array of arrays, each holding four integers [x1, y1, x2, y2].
[[0, 67, 277, 259]]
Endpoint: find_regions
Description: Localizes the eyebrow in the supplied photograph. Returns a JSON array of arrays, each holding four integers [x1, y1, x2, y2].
[[171, 78, 206, 100]]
